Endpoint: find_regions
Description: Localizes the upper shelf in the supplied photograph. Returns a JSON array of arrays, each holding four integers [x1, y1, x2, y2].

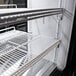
[[0, 8, 72, 27], [0, 8, 63, 27]]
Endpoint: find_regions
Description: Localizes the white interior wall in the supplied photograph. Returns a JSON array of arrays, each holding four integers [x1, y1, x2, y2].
[[55, 0, 75, 70], [28, 0, 75, 70], [28, 0, 60, 63], [28, 0, 60, 8]]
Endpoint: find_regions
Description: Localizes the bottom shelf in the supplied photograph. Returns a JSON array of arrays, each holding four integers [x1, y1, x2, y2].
[[0, 35, 60, 76]]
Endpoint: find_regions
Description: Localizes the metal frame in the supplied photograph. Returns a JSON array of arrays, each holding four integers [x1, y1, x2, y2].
[[0, 8, 72, 76]]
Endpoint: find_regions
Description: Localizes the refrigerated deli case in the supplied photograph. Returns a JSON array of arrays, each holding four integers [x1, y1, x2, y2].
[[0, 8, 74, 76]]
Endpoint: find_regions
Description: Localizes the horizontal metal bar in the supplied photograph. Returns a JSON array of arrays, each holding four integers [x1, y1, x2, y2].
[[0, 8, 63, 17], [0, 11, 62, 24], [0, 11, 61, 27], [27, 12, 61, 20], [0, 10, 62, 20], [0, 8, 63, 28], [0, 8, 71, 23]]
